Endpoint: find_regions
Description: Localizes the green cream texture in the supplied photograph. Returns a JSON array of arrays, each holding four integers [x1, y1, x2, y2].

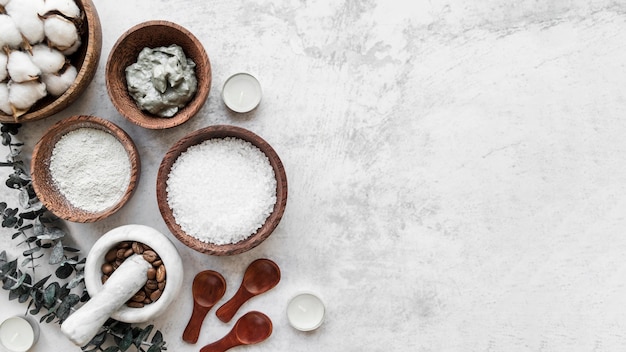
[[125, 45, 197, 118]]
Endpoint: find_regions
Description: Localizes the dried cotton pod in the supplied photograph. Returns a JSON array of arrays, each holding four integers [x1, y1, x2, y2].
[[43, 14, 78, 50], [0, 52, 7, 81], [39, 0, 80, 19], [42, 63, 76, 96], [0, 83, 11, 115], [0, 14, 23, 49], [30, 43, 64, 73], [8, 80, 46, 116], [5, 0, 45, 45], [7, 50, 41, 82]]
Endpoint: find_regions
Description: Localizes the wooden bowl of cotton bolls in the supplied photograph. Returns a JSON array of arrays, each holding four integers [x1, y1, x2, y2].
[[0, 0, 101, 122]]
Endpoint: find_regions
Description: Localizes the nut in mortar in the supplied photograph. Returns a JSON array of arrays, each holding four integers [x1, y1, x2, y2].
[[101, 241, 167, 308]]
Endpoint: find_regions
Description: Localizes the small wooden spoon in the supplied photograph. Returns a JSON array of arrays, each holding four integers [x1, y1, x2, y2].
[[215, 259, 280, 323], [199, 311, 272, 352], [182, 270, 227, 343]]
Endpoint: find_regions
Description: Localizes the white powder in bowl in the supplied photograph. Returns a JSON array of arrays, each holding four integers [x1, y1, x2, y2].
[[49, 128, 131, 212], [166, 137, 277, 245]]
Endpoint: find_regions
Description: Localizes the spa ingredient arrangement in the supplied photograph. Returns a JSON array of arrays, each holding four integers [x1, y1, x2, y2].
[[0, 2, 325, 351]]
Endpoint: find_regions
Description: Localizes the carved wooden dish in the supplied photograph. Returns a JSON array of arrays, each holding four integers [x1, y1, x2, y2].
[[0, 0, 102, 123], [105, 20, 211, 129], [156, 125, 288, 255], [31, 115, 140, 223]]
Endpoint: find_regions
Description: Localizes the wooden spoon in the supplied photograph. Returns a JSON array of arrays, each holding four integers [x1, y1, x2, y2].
[[182, 270, 227, 343], [215, 259, 280, 323], [199, 311, 272, 352]]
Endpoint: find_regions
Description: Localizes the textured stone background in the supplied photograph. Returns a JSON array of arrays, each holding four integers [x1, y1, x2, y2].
[[2, 0, 626, 351]]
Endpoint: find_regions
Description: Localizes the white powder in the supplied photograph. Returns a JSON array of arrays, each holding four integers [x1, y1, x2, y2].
[[49, 128, 131, 212], [166, 137, 277, 245]]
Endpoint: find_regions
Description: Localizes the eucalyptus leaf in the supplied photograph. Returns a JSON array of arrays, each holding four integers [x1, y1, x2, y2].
[[40, 312, 52, 323], [1, 259, 17, 279], [39, 227, 65, 240], [2, 215, 17, 228], [151, 331, 163, 344], [49, 241, 64, 265], [86, 331, 107, 348], [9, 272, 26, 290], [33, 218, 44, 236], [134, 325, 153, 348], [1, 132, 10, 146], [9, 287, 20, 300], [102, 346, 120, 352], [33, 275, 50, 289], [146, 344, 162, 352], [118, 329, 134, 352], [18, 291, 29, 303], [55, 264, 73, 279], [67, 273, 84, 289], [22, 247, 40, 256], [0, 250, 6, 265], [57, 293, 79, 322], [21, 257, 32, 267], [43, 283, 57, 308], [18, 188, 29, 208]]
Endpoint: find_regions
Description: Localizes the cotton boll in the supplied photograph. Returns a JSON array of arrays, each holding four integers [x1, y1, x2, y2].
[[42, 64, 76, 96], [0, 52, 7, 82], [61, 36, 80, 55], [7, 50, 41, 82], [8, 80, 46, 113], [39, 0, 80, 18], [0, 83, 11, 115], [0, 0, 11, 6], [30, 44, 64, 73], [43, 15, 78, 50], [6, 0, 45, 44], [0, 15, 23, 49]]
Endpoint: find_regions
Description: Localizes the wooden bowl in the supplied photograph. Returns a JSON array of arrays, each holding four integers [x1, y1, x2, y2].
[[0, 0, 102, 123], [156, 125, 288, 255], [31, 115, 140, 222], [105, 20, 211, 129]]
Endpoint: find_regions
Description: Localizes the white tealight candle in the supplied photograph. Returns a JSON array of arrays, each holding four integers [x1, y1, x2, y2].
[[0, 316, 37, 352], [222, 73, 262, 113], [287, 293, 325, 331]]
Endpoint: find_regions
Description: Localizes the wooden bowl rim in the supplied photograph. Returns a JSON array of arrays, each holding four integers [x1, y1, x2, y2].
[[0, 0, 102, 123], [156, 125, 288, 255], [31, 115, 141, 223], [105, 20, 211, 130]]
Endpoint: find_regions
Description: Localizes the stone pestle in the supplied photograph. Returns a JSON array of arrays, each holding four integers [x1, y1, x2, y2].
[[61, 254, 152, 346]]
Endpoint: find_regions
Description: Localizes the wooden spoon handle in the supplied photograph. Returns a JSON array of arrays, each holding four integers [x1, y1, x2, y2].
[[199, 333, 240, 352], [182, 304, 209, 344], [215, 288, 253, 323]]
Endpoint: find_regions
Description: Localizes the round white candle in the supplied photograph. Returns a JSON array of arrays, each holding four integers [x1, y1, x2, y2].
[[0, 316, 36, 352], [287, 293, 325, 331], [222, 73, 262, 113]]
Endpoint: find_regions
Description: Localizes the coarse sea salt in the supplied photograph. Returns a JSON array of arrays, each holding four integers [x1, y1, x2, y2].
[[49, 128, 131, 212], [166, 137, 277, 245]]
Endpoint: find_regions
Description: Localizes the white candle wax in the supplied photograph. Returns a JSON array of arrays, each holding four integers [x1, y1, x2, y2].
[[287, 293, 325, 331], [222, 73, 262, 113], [0, 317, 36, 352]]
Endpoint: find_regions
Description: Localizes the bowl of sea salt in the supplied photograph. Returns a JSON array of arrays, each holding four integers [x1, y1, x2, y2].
[[31, 115, 140, 222], [156, 125, 287, 255]]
